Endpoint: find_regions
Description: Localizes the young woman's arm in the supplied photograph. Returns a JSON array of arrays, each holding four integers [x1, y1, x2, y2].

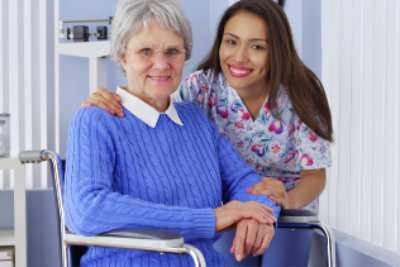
[[248, 169, 326, 209], [286, 169, 326, 209]]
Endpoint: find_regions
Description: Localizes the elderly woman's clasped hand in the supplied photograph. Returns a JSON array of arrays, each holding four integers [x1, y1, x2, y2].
[[231, 219, 275, 261], [214, 200, 275, 233], [214, 201, 276, 261]]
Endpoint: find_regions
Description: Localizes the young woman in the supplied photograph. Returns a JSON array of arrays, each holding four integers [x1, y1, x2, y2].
[[83, 0, 332, 265]]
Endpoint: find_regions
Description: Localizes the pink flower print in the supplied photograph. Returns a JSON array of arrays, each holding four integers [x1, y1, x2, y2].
[[284, 150, 298, 164], [217, 104, 228, 118], [196, 90, 204, 104], [288, 123, 295, 137], [190, 74, 199, 86], [271, 144, 281, 154], [300, 154, 313, 166], [263, 104, 273, 118], [201, 84, 210, 93], [309, 129, 318, 142], [208, 95, 216, 107], [251, 144, 265, 157], [268, 120, 283, 134], [236, 108, 250, 120], [220, 132, 227, 137], [265, 101, 277, 110], [234, 121, 244, 129]]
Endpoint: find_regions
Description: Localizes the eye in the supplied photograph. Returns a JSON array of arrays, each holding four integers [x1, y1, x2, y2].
[[225, 39, 237, 46], [165, 48, 181, 56], [140, 48, 153, 57], [251, 44, 266, 51]]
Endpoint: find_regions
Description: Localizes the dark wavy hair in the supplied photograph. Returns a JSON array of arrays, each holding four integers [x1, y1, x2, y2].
[[197, 0, 333, 142]]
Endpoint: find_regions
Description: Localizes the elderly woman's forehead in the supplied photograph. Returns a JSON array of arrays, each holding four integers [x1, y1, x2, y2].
[[129, 25, 182, 42], [138, 19, 179, 35], [125, 20, 182, 43]]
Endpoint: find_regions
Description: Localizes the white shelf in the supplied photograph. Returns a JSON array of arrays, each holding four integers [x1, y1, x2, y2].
[[57, 41, 110, 94], [0, 230, 14, 247], [58, 41, 110, 58], [0, 158, 26, 266]]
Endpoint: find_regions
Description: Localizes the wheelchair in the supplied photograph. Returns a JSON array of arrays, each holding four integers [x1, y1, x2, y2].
[[18, 150, 206, 267], [19, 149, 335, 267]]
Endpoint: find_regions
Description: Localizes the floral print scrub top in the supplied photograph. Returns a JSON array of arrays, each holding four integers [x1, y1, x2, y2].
[[172, 69, 331, 213]]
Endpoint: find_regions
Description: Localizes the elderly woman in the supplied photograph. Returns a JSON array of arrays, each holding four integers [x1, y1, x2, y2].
[[64, 0, 280, 266]]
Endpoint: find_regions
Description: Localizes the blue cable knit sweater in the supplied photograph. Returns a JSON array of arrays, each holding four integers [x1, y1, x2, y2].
[[65, 103, 280, 267]]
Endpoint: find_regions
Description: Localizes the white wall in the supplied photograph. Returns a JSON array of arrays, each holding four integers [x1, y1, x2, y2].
[[321, 0, 400, 254], [0, 0, 55, 189]]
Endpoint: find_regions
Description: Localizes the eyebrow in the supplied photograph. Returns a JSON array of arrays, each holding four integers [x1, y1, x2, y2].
[[136, 44, 184, 49], [126, 44, 184, 52], [223, 32, 268, 43]]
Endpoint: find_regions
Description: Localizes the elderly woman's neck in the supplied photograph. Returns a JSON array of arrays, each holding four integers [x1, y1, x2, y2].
[[149, 98, 170, 112], [121, 86, 170, 112]]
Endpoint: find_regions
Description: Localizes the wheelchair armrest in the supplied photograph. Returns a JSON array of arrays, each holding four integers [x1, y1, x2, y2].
[[278, 209, 319, 224], [18, 149, 48, 163], [102, 228, 183, 240], [64, 228, 185, 253]]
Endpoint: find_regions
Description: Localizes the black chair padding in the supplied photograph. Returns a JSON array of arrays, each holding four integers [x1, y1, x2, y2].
[[280, 209, 317, 217]]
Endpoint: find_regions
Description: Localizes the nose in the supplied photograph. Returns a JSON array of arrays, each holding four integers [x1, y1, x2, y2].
[[152, 52, 170, 70], [234, 45, 249, 63]]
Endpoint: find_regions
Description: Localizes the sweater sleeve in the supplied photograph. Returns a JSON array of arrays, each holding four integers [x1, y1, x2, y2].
[[64, 107, 216, 240], [208, 119, 281, 219]]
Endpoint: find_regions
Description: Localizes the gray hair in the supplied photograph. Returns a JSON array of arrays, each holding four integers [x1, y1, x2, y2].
[[110, 0, 193, 74]]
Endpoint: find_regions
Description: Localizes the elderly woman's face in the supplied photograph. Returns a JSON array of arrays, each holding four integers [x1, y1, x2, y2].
[[122, 21, 185, 111]]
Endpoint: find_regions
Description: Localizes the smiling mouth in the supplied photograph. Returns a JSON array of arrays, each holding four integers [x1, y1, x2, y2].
[[228, 65, 253, 77], [148, 76, 170, 82]]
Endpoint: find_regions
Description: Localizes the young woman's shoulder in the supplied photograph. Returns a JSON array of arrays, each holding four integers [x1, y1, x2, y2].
[[183, 68, 216, 84], [277, 86, 292, 106], [276, 86, 295, 114], [173, 68, 223, 106], [183, 69, 229, 90]]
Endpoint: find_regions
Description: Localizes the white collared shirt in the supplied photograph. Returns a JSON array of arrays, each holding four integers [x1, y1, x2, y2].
[[117, 86, 183, 128]]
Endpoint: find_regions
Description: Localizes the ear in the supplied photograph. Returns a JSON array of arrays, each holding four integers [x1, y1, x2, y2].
[[121, 52, 128, 69]]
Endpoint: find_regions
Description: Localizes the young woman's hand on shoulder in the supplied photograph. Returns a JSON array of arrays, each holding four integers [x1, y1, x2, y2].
[[82, 88, 124, 117]]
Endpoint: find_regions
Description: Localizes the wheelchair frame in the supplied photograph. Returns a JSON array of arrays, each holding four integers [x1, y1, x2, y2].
[[19, 150, 206, 267]]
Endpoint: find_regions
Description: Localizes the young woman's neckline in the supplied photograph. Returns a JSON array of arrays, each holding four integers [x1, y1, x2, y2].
[[227, 84, 269, 123], [230, 81, 270, 121]]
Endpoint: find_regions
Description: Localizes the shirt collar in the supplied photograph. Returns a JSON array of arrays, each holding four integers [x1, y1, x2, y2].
[[117, 86, 183, 128]]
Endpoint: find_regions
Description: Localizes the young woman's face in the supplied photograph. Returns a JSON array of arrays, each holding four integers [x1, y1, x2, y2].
[[219, 11, 270, 93]]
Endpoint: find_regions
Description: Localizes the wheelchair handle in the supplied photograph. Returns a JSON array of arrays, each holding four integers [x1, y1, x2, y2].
[[18, 150, 49, 163]]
